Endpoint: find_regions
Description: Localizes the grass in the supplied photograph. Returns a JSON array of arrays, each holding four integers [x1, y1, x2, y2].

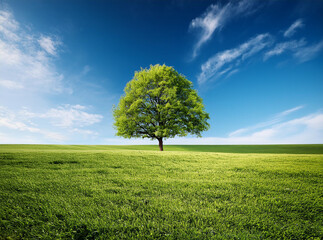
[[0, 145, 322, 239], [1, 144, 323, 154]]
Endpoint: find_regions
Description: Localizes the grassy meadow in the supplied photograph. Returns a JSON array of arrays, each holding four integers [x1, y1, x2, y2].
[[0, 144, 322, 239]]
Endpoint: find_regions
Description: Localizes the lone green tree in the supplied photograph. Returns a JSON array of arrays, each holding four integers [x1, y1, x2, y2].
[[113, 64, 210, 151]]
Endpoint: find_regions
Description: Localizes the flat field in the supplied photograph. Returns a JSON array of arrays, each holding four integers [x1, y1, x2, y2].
[[0, 144, 322, 239]]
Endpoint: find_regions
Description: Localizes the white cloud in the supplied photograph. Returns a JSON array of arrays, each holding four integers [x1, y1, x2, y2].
[[229, 105, 304, 137], [189, 0, 257, 58], [197, 16, 321, 85], [19, 104, 103, 128], [0, 105, 103, 143], [43, 105, 103, 128], [198, 33, 272, 84], [73, 104, 87, 110], [225, 69, 239, 79], [264, 39, 306, 60], [293, 40, 323, 63], [0, 10, 19, 41], [38, 35, 60, 56], [279, 105, 304, 117], [246, 112, 323, 144], [0, 79, 23, 89], [0, 9, 106, 144], [71, 128, 98, 136], [0, 132, 39, 144], [284, 19, 304, 38], [0, 108, 39, 133], [190, 4, 229, 58], [0, 106, 65, 141], [0, 10, 65, 93]]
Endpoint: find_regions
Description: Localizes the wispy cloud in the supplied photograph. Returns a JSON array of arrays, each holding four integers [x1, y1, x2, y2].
[[279, 105, 304, 116], [71, 128, 98, 136], [189, 4, 229, 59], [42, 105, 103, 128], [229, 105, 304, 137], [293, 40, 323, 62], [0, 10, 65, 93], [284, 19, 304, 38], [0, 107, 38, 133], [0, 10, 19, 41], [20, 104, 103, 128], [264, 38, 323, 63], [189, 0, 257, 59], [198, 33, 272, 84], [0, 79, 23, 89], [38, 35, 60, 56], [0, 9, 107, 144], [264, 38, 306, 60], [0, 106, 65, 141], [0, 105, 103, 143], [198, 17, 322, 85], [244, 112, 323, 144]]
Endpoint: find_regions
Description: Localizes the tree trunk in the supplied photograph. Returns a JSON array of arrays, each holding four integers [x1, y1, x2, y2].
[[158, 138, 163, 151]]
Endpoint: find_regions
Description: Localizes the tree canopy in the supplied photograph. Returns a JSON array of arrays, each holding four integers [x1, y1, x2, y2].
[[113, 64, 210, 151]]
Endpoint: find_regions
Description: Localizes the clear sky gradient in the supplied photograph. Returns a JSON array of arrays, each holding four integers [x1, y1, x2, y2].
[[1, 0, 323, 144]]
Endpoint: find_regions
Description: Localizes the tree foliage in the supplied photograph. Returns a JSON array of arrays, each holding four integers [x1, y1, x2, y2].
[[113, 64, 210, 151]]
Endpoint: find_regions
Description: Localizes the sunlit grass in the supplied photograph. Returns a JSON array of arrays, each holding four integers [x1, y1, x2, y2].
[[0, 145, 322, 239]]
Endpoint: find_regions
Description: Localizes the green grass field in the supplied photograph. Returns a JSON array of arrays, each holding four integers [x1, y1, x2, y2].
[[0, 145, 322, 239]]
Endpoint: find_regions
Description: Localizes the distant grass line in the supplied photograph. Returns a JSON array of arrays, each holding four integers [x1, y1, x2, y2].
[[163, 144, 323, 154], [1, 144, 323, 154]]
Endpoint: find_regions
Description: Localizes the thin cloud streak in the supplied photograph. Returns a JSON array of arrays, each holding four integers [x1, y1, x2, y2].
[[229, 105, 304, 137], [198, 33, 272, 84], [0, 106, 66, 141], [279, 105, 304, 116], [284, 19, 304, 38], [20, 104, 103, 128], [0, 105, 103, 143], [293, 40, 323, 63], [264, 39, 306, 60], [199, 17, 323, 85], [189, 0, 257, 59]]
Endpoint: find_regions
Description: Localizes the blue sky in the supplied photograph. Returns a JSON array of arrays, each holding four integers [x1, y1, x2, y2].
[[0, 0, 323, 145]]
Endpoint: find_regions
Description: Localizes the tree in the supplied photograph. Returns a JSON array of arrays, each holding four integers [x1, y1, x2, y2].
[[113, 64, 210, 151]]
